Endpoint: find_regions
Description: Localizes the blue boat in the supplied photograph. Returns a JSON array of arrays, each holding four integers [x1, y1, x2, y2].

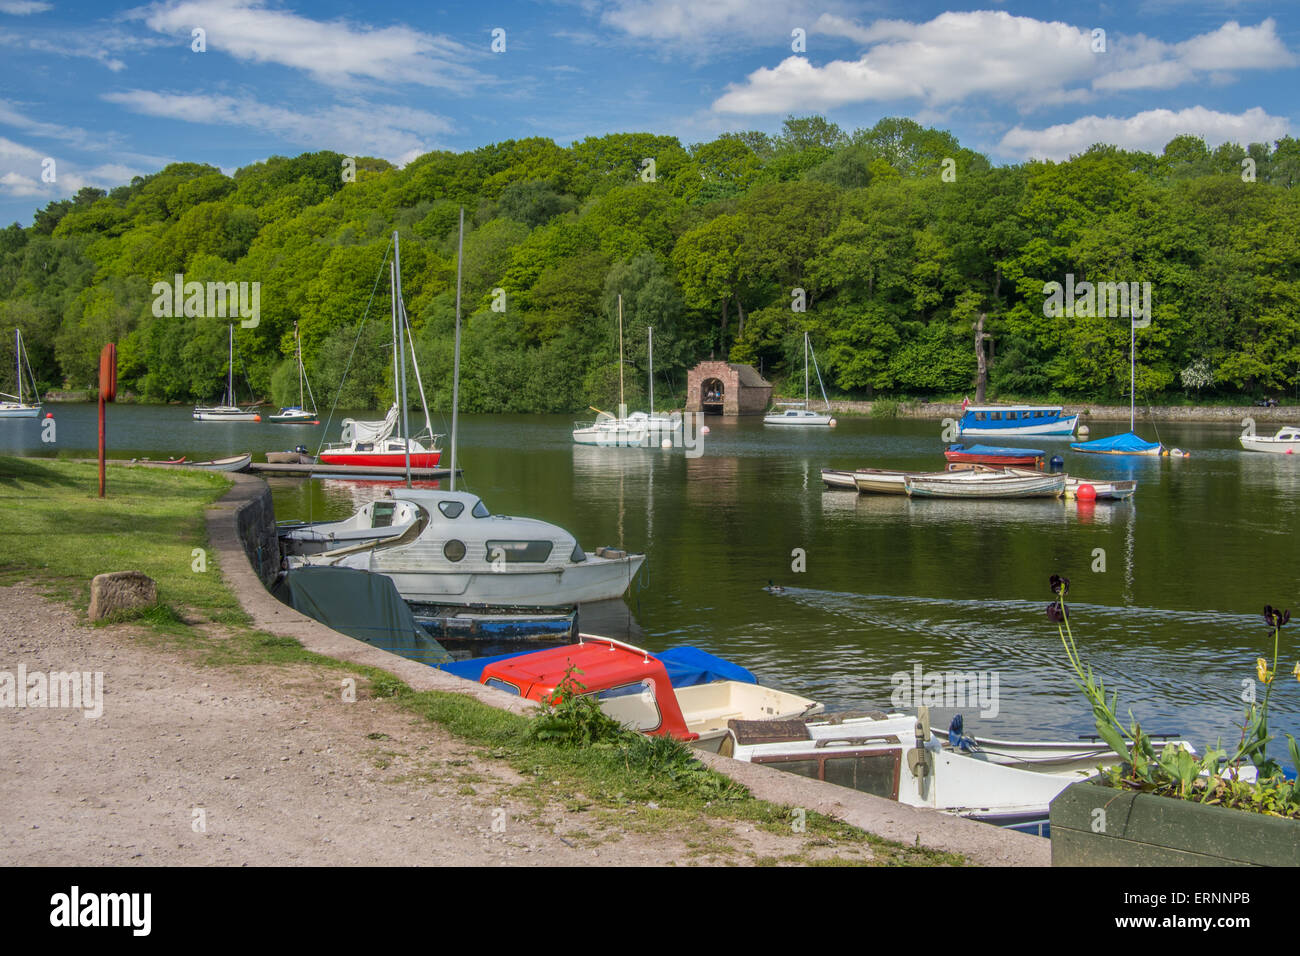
[[1069, 431, 1164, 456], [945, 444, 1047, 467], [958, 405, 1078, 437]]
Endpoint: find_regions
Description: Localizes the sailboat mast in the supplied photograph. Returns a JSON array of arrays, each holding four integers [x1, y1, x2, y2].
[[227, 324, 234, 406], [804, 331, 809, 406], [295, 321, 303, 408], [1130, 316, 1136, 432], [618, 294, 625, 419], [648, 327, 653, 414], [15, 329, 21, 405], [393, 232, 412, 486], [451, 207, 464, 492]]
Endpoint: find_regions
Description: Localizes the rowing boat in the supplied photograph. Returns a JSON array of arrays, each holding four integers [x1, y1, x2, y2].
[[905, 471, 1065, 499]]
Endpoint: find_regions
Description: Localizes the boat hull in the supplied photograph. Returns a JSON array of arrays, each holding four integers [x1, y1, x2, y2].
[[905, 473, 1065, 499], [819, 469, 859, 490], [381, 553, 645, 607], [0, 404, 41, 418], [764, 414, 832, 426], [318, 450, 442, 468], [944, 445, 1045, 467], [194, 409, 261, 422], [1240, 432, 1300, 454], [268, 413, 319, 424]]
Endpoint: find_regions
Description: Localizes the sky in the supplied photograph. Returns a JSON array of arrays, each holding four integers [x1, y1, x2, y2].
[[0, 0, 1297, 225]]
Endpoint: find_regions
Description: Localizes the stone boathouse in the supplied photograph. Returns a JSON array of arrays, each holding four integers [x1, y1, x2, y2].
[[685, 361, 772, 416]]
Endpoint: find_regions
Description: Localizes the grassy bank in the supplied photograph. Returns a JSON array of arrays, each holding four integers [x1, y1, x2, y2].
[[0, 456, 964, 866]]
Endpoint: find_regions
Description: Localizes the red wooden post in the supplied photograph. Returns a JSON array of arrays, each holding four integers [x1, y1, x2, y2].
[[98, 344, 117, 498]]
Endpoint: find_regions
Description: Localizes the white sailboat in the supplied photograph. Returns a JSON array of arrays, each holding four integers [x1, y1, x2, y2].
[[573, 296, 683, 446], [194, 324, 261, 422], [0, 328, 41, 419], [282, 213, 645, 610], [765, 331, 833, 426], [268, 322, 319, 424]]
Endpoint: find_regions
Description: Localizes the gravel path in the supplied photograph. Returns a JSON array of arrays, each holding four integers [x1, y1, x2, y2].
[[0, 584, 871, 866]]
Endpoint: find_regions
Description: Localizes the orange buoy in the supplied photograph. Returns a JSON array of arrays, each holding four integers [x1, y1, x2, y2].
[[1076, 483, 1097, 502]]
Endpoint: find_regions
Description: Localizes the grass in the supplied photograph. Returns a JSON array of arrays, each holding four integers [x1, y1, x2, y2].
[[0, 455, 968, 867]]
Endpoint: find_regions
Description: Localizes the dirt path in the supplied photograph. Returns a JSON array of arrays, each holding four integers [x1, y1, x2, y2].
[[0, 585, 874, 866]]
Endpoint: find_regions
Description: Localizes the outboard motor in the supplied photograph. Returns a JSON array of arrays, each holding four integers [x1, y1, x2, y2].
[[1049, 455, 1065, 472]]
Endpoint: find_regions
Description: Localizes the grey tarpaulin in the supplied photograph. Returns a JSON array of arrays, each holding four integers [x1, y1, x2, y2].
[[274, 565, 452, 665]]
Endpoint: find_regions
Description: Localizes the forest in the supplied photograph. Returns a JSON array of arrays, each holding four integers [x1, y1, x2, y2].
[[2, 115, 1299, 413]]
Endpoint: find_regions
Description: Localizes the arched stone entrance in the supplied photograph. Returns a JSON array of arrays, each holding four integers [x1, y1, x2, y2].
[[700, 377, 725, 414]]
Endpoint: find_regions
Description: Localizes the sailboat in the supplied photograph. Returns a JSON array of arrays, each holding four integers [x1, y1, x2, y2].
[[268, 322, 320, 424], [318, 237, 442, 468], [0, 328, 41, 419], [765, 331, 833, 426], [282, 215, 645, 609], [573, 297, 683, 446], [1070, 312, 1164, 456], [194, 324, 261, 422]]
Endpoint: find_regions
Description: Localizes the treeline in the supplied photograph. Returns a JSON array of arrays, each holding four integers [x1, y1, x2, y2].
[[2, 116, 1299, 412]]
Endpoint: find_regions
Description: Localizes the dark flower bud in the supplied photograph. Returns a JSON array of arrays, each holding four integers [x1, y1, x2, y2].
[[1047, 601, 1067, 624], [1050, 574, 1070, 596]]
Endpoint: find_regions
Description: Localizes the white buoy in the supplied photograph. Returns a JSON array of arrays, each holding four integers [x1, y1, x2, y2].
[[828, 418, 837, 428], [701, 425, 710, 435], [1078, 425, 1090, 437], [660, 437, 672, 448]]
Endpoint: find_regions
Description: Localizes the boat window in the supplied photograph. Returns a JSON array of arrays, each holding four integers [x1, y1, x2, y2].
[[443, 539, 466, 562], [824, 754, 900, 799], [1036, 411, 1045, 418], [570, 543, 586, 563], [438, 501, 464, 518], [484, 678, 520, 696], [991, 412, 1001, 421], [1006, 411, 1017, 420], [485, 540, 554, 563], [756, 757, 821, 780], [975, 412, 986, 421], [597, 681, 662, 732], [371, 502, 397, 528], [472, 500, 491, 518]]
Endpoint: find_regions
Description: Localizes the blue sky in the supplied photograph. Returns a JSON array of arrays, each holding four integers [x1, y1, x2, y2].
[[1, 0, 1297, 225]]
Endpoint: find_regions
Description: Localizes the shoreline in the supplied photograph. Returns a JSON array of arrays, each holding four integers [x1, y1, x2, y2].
[[774, 399, 1296, 425]]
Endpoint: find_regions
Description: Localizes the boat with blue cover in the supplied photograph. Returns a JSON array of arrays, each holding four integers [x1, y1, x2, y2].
[[1070, 431, 1164, 456], [958, 405, 1078, 438], [944, 444, 1046, 468]]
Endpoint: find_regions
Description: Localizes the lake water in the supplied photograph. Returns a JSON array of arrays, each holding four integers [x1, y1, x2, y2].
[[6, 403, 1299, 753]]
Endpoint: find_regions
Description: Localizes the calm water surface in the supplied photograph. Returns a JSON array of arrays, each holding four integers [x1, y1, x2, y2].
[[8, 404, 1300, 750]]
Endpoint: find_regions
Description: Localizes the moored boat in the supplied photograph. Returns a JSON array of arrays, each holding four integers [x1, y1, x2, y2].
[[944, 444, 1046, 468], [268, 322, 320, 424], [476, 636, 822, 753], [194, 324, 261, 422], [954, 464, 1137, 501], [1069, 431, 1164, 456], [0, 328, 41, 418], [958, 404, 1078, 437], [1240, 426, 1300, 454], [905, 471, 1065, 499], [764, 332, 833, 427], [819, 468, 859, 490], [722, 711, 1191, 831]]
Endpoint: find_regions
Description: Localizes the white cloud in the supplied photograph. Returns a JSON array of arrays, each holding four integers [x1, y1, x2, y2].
[[133, 0, 481, 90], [997, 106, 1290, 161], [599, 0, 860, 46], [1094, 18, 1294, 91], [103, 90, 453, 160], [715, 11, 1097, 113], [0, 135, 147, 201], [0, 2, 52, 14], [712, 11, 1296, 115]]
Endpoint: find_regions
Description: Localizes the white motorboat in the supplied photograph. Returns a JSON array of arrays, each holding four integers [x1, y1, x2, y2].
[[0, 328, 41, 419], [765, 332, 833, 426], [280, 488, 644, 607], [573, 301, 681, 447], [722, 711, 1192, 830], [194, 324, 261, 422], [1240, 426, 1300, 454]]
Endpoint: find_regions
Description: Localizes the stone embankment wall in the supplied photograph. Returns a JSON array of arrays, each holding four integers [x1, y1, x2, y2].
[[773, 399, 1295, 425]]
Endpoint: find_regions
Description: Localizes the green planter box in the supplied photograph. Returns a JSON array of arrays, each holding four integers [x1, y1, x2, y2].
[[1050, 778, 1300, 866]]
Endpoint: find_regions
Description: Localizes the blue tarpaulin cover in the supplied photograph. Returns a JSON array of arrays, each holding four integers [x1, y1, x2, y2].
[[1070, 431, 1162, 455], [436, 645, 757, 687], [948, 444, 1046, 457]]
